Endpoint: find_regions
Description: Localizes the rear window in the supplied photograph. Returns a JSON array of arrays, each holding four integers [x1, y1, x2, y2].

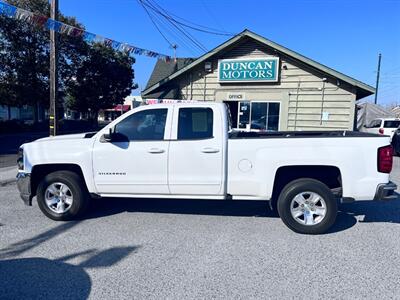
[[367, 120, 381, 128], [384, 121, 400, 128], [178, 108, 213, 140]]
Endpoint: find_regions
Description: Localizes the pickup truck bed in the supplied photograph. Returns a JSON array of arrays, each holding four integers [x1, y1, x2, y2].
[[229, 130, 381, 139]]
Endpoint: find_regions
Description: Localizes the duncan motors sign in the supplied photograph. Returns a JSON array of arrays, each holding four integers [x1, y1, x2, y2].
[[218, 57, 279, 83]]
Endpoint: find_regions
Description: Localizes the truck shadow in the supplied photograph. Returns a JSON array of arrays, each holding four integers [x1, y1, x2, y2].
[[0, 221, 80, 258], [0, 246, 138, 299], [85, 196, 400, 234], [0, 257, 92, 299], [86, 198, 279, 219], [339, 196, 400, 225]]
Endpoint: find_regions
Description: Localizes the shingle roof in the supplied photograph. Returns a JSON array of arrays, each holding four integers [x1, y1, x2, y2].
[[145, 58, 195, 90]]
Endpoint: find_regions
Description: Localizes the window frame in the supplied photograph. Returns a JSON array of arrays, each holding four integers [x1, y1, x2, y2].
[[176, 107, 214, 141], [113, 108, 169, 142], [367, 119, 382, 128], [233, 101, 281, 131]]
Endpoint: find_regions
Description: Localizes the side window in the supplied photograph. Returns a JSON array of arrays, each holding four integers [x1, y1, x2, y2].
[[370, 120, 381, 128], [178, 107, 213, 140], [115, 109, 168, 141]]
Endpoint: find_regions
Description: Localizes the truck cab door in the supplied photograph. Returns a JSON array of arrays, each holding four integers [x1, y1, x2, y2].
[[168, 105, 225, 195], [92, 107, 172, 195]]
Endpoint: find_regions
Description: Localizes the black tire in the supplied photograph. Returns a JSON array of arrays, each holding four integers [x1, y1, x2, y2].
[[277, 178, 337, 234], [37, 171, 90, 221]]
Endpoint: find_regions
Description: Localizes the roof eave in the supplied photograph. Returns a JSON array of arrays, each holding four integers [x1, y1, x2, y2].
[[142, 33, 244, 96], [142, 29, 375, 98]]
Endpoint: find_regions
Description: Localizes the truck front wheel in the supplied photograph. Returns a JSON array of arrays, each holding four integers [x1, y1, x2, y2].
[[277, 178, 337, 234], [37, 171, 89, 221]]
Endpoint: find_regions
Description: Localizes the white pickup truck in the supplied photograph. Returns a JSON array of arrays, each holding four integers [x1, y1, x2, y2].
[[17, 103, 397, 234]]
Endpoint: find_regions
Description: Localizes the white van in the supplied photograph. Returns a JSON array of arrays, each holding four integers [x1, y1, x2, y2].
[[362, 118, 400, 139]]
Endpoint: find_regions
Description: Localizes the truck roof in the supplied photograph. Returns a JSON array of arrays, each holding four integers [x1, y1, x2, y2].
[[144, 102, 224, 108]]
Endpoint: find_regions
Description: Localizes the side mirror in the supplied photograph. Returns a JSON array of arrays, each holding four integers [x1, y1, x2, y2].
[[101, 127, 115, 143]]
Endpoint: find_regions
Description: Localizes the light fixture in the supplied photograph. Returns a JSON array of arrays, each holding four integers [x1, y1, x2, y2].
[[205, 61, 212, 73]]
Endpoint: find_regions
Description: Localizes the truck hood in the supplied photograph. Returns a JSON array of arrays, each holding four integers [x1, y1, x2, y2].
[[35, 132, 96, 142]]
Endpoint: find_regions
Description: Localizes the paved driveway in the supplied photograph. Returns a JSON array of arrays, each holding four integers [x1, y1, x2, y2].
[[0, 162, 400, 299]]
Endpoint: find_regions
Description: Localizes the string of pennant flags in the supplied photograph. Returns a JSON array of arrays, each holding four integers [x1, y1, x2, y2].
[[0, 1, 172, 62]]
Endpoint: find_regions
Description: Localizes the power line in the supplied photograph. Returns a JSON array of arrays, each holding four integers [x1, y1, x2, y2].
[[200, 0, 229, 34], [137, 0, 173, 48], [143, 0, 208, 52], [146, 0, 234, 36], [137, 0, 203, 56], [146, 2, 233, 36], [145, 7, 201, 56]]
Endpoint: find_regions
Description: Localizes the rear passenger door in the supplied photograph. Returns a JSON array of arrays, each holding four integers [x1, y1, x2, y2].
[[168, 106, 224, 195]]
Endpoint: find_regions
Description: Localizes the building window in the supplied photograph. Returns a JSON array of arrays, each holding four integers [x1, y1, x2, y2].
[[225, 101, 280, 131], [178, 107, 213, 140], [251, 102, 280, 131]]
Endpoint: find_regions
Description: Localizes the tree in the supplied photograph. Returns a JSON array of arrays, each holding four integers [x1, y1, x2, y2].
[[66, 43, 135, 126], [0, 0, 87, 122]]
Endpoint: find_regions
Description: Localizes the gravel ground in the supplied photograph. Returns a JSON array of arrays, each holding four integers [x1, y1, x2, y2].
[[1, 162, 400, 299]]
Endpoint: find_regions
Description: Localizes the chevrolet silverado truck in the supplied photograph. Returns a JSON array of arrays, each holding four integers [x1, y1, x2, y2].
[[17, 103, 397, 234]]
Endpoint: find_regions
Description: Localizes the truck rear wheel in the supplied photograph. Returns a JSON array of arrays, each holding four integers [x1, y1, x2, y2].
[[277, 178, 337, 234], [37, 171, 89, 221]]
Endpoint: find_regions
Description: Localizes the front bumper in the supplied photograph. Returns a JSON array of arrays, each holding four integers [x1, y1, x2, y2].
[[374, 181, 398, 201], [16, 172, 32, 206]]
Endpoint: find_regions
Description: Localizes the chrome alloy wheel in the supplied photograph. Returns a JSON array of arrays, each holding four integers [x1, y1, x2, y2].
[[45, 182, 73, 214], [290, 191, 327, 226]]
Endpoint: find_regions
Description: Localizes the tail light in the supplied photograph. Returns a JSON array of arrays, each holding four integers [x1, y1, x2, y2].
[[378, 145, 393, 173], [379, 128, 384, 134]]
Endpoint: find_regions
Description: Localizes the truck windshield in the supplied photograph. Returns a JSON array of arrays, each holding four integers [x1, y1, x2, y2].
[[384, 121, 400, 128]]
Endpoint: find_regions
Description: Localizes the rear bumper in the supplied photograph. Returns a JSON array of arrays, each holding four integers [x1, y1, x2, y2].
[[374, 181, 398, 201], [16, 172, 32, 206]]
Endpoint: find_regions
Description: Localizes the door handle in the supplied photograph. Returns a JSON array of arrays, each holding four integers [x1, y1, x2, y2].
[[148, 148, 165, 154], [201, 147, 220, 153]]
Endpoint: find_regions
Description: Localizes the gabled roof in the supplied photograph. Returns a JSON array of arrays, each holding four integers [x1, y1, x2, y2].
[[145, 58, 195, 89], [143, 57, 194, 99], [142, 29, 375, 99]]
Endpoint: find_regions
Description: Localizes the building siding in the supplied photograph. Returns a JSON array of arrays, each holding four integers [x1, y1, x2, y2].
[[164, 39, 357, 131]]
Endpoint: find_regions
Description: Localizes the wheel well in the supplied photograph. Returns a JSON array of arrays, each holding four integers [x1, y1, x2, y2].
[[270, 165, 342, 209], [31, 164, 85, 198]]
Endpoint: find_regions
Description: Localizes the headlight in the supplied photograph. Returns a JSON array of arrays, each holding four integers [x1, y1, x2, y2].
[[17, 148, 24, 170]]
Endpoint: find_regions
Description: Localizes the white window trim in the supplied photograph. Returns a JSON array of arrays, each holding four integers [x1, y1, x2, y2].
[[234, 100, 281, 131]]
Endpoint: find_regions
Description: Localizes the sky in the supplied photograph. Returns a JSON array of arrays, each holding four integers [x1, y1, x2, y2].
[[59, 0, 400, 105]]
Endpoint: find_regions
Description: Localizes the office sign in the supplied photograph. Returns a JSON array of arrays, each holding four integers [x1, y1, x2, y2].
[[227, 92, 245, 100], [218, 57, 279, 83]]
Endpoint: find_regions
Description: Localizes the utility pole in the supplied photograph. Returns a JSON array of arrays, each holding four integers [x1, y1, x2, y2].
[[171, 44, 178, 62], [49, 0, 59, 136], [374, 53, 382, 105]]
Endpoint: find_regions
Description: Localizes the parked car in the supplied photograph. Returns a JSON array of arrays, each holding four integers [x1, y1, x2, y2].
[[361, 118, 400, 139], [17, 103, 397, 234]]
